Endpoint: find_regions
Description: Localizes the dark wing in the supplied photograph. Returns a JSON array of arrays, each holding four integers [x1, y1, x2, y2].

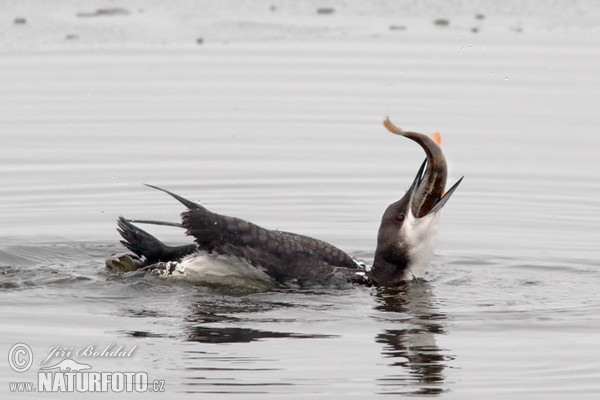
[[277, 231, 359, 269], [142, 185, 362, 286], [181, 207, 360, 286]]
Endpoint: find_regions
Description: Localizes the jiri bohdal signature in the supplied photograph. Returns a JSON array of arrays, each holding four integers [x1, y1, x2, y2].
[[39, 343, 137, 366]]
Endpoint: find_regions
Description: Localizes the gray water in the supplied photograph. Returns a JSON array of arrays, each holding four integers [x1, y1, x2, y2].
[[2, 4, 600, 399]]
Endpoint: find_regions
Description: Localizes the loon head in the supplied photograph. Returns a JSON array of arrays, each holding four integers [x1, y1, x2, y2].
[[369, 118, 463, 286]]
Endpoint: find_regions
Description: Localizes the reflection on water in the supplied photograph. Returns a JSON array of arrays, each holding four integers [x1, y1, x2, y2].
[[111, 282, 454, 395], [184, 293, 339, 343], [374, 282, 452, 396], [186, 326, 335, 343]]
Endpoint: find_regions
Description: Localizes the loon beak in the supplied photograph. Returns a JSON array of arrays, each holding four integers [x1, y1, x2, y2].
[[384, 117, 463, 218]]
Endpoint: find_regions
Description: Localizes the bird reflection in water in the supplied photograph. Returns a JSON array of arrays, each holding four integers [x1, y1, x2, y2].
[[184, 295, 336, 343], [374, 280, 453, 396], [121, 285, 453, 394]]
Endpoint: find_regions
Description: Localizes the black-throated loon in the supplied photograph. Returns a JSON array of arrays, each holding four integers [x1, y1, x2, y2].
[[106, 118, 462, 288]]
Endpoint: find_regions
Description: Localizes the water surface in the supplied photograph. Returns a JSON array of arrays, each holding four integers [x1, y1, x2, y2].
[[2, 8, 600, 399]]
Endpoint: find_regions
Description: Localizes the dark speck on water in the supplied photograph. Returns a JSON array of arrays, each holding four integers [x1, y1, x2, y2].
[[317, 7, 335, 15], [77, 8, 131, 18], [433, 18, 450, 26]]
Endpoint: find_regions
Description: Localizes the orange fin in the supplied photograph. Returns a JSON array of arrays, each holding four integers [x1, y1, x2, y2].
[[431, 131, 442, 146]]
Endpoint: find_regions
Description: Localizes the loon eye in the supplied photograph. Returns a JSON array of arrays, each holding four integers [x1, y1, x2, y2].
[[396, 213, 405, 222]]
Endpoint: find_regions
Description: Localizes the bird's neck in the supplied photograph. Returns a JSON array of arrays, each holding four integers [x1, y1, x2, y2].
[[369, 251, 409, 286]]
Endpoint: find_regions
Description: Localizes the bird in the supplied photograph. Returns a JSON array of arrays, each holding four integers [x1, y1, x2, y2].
[[107, 118, 462, 288]]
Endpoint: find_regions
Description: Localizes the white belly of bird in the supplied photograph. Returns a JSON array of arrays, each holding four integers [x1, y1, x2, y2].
[[156, 252, 276, 289]]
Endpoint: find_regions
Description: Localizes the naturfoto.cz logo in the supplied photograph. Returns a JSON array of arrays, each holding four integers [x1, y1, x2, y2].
[[8, 343, 165, 393]]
